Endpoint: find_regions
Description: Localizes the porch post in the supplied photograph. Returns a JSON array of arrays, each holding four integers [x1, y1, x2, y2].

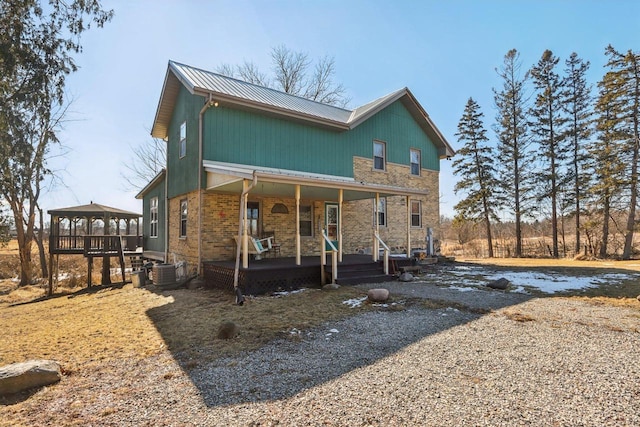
[[373, 193, 379, 262], [295, 184, 301, 265], [242, 179, 249, 269], [407, 196, 412, 259], [338, 189, 343, 262]]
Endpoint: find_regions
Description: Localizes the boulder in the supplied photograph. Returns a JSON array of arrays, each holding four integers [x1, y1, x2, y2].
[[487, 278, 510, 290], [398, 272, 414, 282], [322, 283, 340, 291], [0, 360, 61, 396], [217, 321, 239, 340], [368, 288, 390, 302]]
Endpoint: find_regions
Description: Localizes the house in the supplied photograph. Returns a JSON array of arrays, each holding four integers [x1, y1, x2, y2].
[[137, 60, 454, 293]]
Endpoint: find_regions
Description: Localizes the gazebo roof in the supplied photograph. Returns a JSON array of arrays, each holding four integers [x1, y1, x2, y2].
[[47, 202, 141, 219]]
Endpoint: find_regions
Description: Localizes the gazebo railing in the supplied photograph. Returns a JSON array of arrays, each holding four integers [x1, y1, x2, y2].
[[49, 234, 142, 255]]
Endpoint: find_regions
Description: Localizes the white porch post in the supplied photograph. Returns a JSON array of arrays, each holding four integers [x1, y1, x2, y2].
[[295, 184, 301, 265], [338, 188, 343, 262], [242, 179, 249, 269], [373, 192, 379, 262], [406, 196, 412, 259]]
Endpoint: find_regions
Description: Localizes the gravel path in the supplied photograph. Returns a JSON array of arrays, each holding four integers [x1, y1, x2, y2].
[[3, 283, 639, 426]]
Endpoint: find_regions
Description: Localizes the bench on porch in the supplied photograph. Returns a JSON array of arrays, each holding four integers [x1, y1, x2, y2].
[[234, 236, 274, 260]]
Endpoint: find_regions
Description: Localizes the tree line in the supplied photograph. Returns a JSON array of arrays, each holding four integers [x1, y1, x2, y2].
[[453, 46, 640, 259]]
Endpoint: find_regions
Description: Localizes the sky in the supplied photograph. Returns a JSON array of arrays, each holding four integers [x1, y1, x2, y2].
[[44, 0, 640, 219]]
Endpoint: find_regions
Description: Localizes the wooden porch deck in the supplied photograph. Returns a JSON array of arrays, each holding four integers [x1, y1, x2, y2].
[[203, 254, 412, 295]]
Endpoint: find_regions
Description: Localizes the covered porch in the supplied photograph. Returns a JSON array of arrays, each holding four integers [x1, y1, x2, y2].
[[201, 161, 431, 291]]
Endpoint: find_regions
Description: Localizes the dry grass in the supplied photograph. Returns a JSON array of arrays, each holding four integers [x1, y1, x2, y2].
[[0, 284, 372, 372]]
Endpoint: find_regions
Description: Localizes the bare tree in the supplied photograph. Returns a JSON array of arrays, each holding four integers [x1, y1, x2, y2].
[[121, 136, 166, 191]]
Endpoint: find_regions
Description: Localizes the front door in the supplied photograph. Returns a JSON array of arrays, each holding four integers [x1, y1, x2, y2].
[[247, 201, 260, 237], [325, 203, 339, 250]]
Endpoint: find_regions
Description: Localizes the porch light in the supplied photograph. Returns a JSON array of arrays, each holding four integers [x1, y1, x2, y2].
[[271, 203, 289, 214]]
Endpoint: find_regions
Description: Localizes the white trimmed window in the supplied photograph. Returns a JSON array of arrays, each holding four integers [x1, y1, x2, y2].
[[411, 200, 422, 227], [373, 197, 386, 227], [179, 121, 187, 158], [410, 149, 421, 176], [299, 205, 313, 237], [179, 199, 187, 238], [150, 197, 158, 238], [373, 140, 386, 171]]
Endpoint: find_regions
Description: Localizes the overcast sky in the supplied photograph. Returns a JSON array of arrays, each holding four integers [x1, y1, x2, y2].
[[44, 0, 640, 219]]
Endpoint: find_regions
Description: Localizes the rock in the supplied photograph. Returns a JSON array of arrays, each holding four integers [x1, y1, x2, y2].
[[322, 283, 340, 291], [0, 360, 61, 396], [368, 288, 390, 302], [637, 295, 640, 302], [487, 278, 510, 290], [186, 277, 205, 290], [398, 272, 414, 282], [217, 321, 239, 340]]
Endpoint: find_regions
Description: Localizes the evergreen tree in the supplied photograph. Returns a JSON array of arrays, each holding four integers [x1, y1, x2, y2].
[[493, 49, 532, 257], [561, 52, 592, 255], [529, 50, 567, 258], [452, 98, 498, 257], [603, 46, 640, 259], [590, 70, 626, 257]]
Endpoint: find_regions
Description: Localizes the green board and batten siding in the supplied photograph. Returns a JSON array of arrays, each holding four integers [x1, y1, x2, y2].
[[168, 86, 440, 196], [141, 173, 166, 253]]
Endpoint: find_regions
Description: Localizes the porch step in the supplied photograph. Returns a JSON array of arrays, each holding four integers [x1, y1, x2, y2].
[[324, 261, 395, 286]]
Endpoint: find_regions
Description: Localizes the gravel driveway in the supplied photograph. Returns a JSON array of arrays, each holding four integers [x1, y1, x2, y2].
[[4, 281, 639, 426]]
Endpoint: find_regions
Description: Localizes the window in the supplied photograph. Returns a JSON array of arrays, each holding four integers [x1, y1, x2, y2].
[[247, 202, 259, 236], [410, 149, 421, 176], [150, 197, 158, 238], [373, 141, 386, 171], [179, 199, 187, 237], [299, 205, 313, 237], [179, 121, 187, 158], [411, 200, 422, 227], [373, 197, 386, 227]]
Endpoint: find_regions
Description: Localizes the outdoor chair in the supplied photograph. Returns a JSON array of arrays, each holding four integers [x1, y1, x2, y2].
[[234, 235, 273, 260], [262, 231, 281, 257]]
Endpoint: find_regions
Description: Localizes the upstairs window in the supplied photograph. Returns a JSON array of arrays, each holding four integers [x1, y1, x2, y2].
[[179, 199, 187, 238], [411, 200, 422, 227], [179, 121, 187, 158], [410, 149, 421, 176], [150, 197, 158, 238], [373, 141, 386, 171], [373, 197, 387, 227]]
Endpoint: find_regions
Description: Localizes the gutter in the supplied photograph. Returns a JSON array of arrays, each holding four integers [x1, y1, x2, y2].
[[198, 94, 215, 277]]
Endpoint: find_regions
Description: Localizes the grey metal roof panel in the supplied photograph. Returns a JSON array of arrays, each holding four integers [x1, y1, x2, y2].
[[170, 61, 353, 124]]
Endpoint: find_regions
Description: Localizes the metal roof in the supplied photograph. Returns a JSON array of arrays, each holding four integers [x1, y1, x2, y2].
[[47, 203, 141, 219], [151, 61, 455, 158]]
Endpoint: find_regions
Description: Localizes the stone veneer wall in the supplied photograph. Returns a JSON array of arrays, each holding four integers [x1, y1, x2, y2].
[[167, 190, 199, 274]]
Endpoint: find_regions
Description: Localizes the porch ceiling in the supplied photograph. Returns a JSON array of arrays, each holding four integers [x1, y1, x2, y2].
[[203, 160, 428, 201]]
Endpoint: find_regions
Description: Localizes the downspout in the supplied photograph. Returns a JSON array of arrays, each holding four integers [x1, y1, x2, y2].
[[198, 94, 215, 277], [233, 171, 258, 305]]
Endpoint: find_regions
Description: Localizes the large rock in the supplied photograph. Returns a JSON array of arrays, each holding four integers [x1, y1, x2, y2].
[[487, 277, 510, 290], [0, 360, 61, 396], [398, 272, 414, 282], [368, 288, 390, 302], [322, 283, 340, 291]]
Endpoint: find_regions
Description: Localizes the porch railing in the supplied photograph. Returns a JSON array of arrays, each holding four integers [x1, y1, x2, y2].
[[374, 232, 390, 275], [321, 228, 338, 285]]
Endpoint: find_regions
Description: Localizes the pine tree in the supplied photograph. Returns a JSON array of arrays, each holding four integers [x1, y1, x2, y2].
[[603, 46, 640, 259], [590, 70, 626, 257], [493, 49, 532, 257], [452, 98, 498, 257], [561, 52, 592, 255], [529, 50, 567, 258]]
